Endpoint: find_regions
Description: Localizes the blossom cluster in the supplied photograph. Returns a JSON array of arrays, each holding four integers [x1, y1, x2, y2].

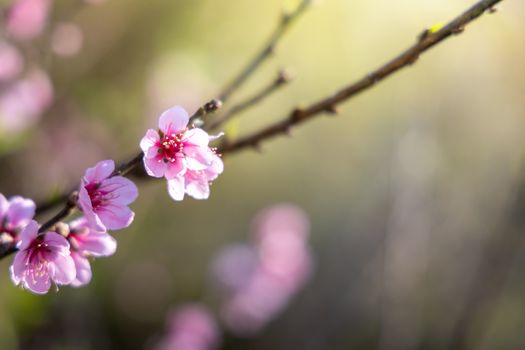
[[140, 106, 223, 201], [212, 204, 313, 336], [154, 204, 313, 349], [1, 106, 223, 294], [0, 0, 95, 135], [155, 305, 220, 350], [5, 159, 136, 294]]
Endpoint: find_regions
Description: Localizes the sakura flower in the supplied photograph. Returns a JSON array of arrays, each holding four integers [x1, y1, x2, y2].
[[51, 22, 84, 57], [0, 69, 53, 133], [0, 41, 23, 82], [0, 194, 36, 246], [78, 160, 138, 231], [169, 152, 224, 201], [212, 204, 313, 336], [156, 304, 220, 350], [67, 217, 117, 287], [10, 220, 75, 294], [140, 106, 223, 201], [6, 0, 51, 41]]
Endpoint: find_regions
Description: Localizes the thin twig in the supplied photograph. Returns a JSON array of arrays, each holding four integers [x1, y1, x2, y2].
[[189, 99, 223, 127], [35, 193, 69, 215], [217, 0, 311, 103], [31, 99, 223, 238], [38, 191, 78, 233], [218, 0, 502, 155], [1, 0, 502, 261], [206, 70, 291, 130]]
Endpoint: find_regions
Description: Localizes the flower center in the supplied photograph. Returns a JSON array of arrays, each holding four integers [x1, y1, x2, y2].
[[159, 132, 184, 163], [84, 182, 106, 210], [24, 244, 51, 280]]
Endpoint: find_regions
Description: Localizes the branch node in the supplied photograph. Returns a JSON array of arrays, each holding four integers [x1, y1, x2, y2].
[[68, 191, 79, 207], [276, 69, 292, 85], [252, 142, 263, 152], [281, 12, 292, 25], [417, 29, 431, 42], [325, 105, 338, 115], [290, 108, 305, 122], [367, 73, 380, 83], [452, 26, 465, 35], [407, 54, 420, 65]]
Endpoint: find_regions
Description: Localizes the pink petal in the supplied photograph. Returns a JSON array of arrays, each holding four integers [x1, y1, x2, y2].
[[185, 174, 210, 200], [79, 193, 106, 233], [49, 252, 76, 285], [10, 250, 28, 284], [70, 253, 92, 287], [6, 196, 36, 228], [164, 159, 186, 180], [204, 154, 224, 181], [24, 268, 51, 294], [69, 216, 106, 234], [17, 220, 38, 250], [83, 159, 115, 183], [167, 177, 185, 201], [144, 157, 167, 178], [158, 106, 189, 134], [0, 41, 23, 82], [99, 176, 138, 205], [78, 232, 116, 257], [0, 193, 9, 220], [78, 186, 105, 232], [6, 0, 51, 41], [183, 128, 209, 148], [184, 146, 213, 171], [97, 204, 134, 230], [43, 232, 70, 253], [140, 129, 160, 154]]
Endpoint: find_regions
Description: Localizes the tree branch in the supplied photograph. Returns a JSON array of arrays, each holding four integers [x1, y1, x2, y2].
[[218, 0, 502, 155], [2, 0, 503, 261], [206, 70, 291, 130], [217, 0, 311, 103]]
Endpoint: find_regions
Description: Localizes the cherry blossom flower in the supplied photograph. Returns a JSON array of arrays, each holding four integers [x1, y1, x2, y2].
[[10, 220, 75, 294], [0, 194, 36, 246], [169, 152, 224, 201], [0, 69, 53, 134], [51, 22, 84, 57], [0, 41, 23, 82], [5, 0, 51, 41], [212, 204, 313, 336], [156, 304, 220, 350], [140, 106, 223, 201], [67, 217, 117, 287], [78, 160, 138, 231]]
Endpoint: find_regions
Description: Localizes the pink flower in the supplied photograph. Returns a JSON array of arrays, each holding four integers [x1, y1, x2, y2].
[[78, 160, 138, 231], [140, 106, 223, 201], [67, 217, 117, 287], [156, 304, 220, 350], [169, 152, 224, 201], [0, 194, 36, 246], [0, 69, 53, 133], [51, 22, 84, 57], [6, 0, 51, 41], [10, 220, 75, 294], [0, 41, 23, 82], [212, 204, 313, 336]]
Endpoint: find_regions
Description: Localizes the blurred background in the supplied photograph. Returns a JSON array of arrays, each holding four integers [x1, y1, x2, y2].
[[0, 0, 524, 349]]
